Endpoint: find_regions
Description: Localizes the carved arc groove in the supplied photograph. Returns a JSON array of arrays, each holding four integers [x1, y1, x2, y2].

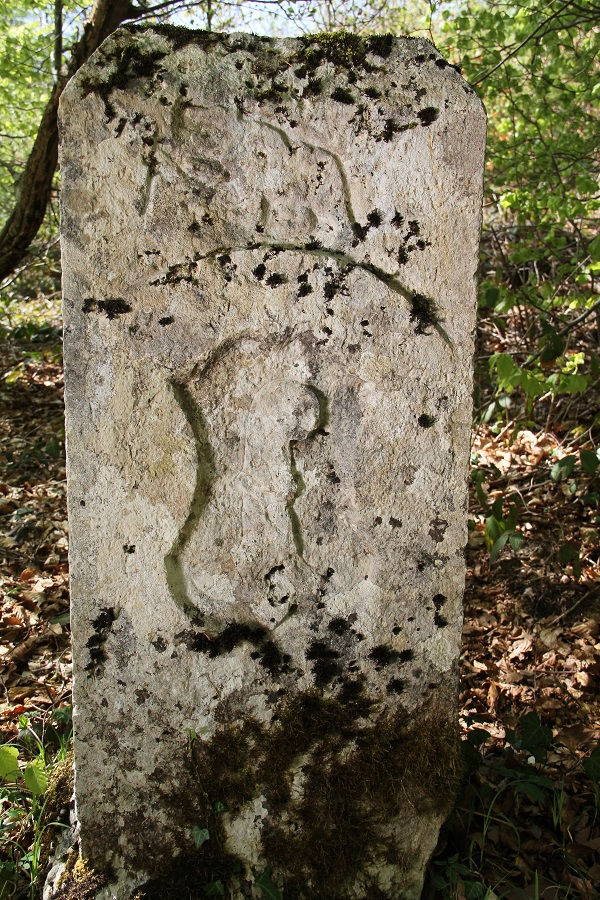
[[285, 383, 330, 559], [164, 379, 215, 624]]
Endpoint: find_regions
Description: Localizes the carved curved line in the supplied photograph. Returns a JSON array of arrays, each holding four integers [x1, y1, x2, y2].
[[164, 379, 215, 624], [199, 240, 452, 347], [285, 383, 330, 558], [257, 118, 359, 229]]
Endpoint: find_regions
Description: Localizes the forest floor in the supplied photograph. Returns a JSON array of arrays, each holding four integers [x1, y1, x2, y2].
[[0, 294, 599, 898]]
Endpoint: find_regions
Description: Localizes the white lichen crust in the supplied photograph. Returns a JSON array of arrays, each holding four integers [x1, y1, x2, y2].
[[59, 26, 485, 899]]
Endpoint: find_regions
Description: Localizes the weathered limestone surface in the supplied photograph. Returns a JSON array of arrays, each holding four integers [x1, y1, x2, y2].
[[59, 26, 485, 899]]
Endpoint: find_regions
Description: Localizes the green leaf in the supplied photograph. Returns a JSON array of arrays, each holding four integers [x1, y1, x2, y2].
[[558, 373, 588, 395], [580, 448, 599, 475], [513, 779, 548, 802], [558, 543, 578, 565], [520, 370, 546, 399], [491, 353, 520, 393], [550, 455, 576, 481], [255, 868, 281, 900], [509, 532, 523, 551], [484, 285, 499, 305], [490, 497, 504, 520], [472, 469, 490, 511], [23, 760, 48, 795], [539, 330, 564, 363], [204, 881, 225, 897], [489, 530, 510, 563], [0, 745, 20, 779], [44, 437, 60, 459], [588, 235, 600, 261], [583, 743, 600, 782], [192, 826, 210, 849], [507, 712, 553, 762]]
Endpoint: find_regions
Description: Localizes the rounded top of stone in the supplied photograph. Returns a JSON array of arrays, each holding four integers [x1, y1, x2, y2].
[[61, 25, 485, 127]]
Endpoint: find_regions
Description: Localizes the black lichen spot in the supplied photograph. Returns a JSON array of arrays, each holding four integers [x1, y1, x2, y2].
[[410, 293, 438, 335], [351, 222, 369, 242], [331, 86, 355, 104], [297, 282, 313, 298], [435, 58, 448, 69], [266, 272, 288, 288], [406, 220, 420, 238], [373, 516, 382, 526], [398, 649, 415, 663], [252, 263, 267, 281], [418, 414, 436, 428], [389, 517, 401, 528], [337, 679, 368, 704], [92, 607, 116, 632], [433, 594, 447, 610], [380, 117, 400, 142], [328, 617, 350, 636], [367, 209, 382, 228], [363, 86, 382, 99], [303, 77, 322, 98], [123, 544, 135, 553], [324, 273, 347, 298], [85, 607, 117, 676], [151, 636, 167, 653], [392, 626, 401, 636], [429, 519, 449, 543], [434, 612, 449, 628], [159, 316, 174, 326], [97, 297, 132, 320], [304, 239, 322, 250], [135, 688, 150, 705], [369, 645, 400, 667], [391, 210, 404, 229], [417, 106, 439, 126], [387, 678, 405, 694], [177, 622, 291, 677], [82, 298, 96, 313], [306, 640, 342, 687]]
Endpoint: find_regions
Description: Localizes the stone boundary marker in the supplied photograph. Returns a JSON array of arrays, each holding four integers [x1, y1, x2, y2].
[[59, 26, 485, 899]]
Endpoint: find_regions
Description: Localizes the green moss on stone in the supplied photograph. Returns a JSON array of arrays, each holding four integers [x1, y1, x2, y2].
[[162, 687, 463, 899]]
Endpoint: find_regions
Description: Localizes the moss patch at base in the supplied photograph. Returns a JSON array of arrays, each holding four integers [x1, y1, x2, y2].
[[137, 687, 461, 899]]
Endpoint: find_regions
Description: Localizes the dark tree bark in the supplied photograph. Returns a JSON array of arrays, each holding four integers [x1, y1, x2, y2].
[[0, 0, 137, 283]]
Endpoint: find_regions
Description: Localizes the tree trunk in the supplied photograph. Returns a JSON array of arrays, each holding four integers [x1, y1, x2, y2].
[[0, 0, 136, 283]]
